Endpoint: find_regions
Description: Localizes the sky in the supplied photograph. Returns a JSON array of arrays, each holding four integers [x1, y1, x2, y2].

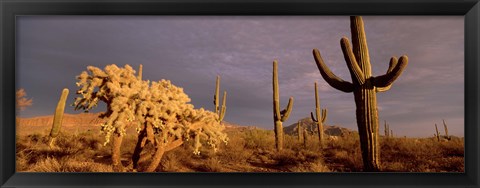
[[16, 16, 464, 137]]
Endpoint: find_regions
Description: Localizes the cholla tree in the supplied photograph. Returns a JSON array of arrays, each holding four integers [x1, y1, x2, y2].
[[74, 64, 228, 172]]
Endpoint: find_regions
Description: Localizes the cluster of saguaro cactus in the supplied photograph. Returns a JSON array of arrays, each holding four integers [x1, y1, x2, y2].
[[49, 88, 69, 148], [384, 121, 390, 137], [311, 16, 408, 171], [272, 60, 294, 151], [310, 82, 328, 149], [214, 75, 227, 122], [73, 64, 228, 172]]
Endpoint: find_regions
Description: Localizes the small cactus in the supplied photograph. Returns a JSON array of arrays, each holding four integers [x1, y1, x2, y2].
[[137, 64, 143, 80], [273, 60, 294, 151], [214, 76, 227, 122], [49, 88, 69, 148], [443, 119, 450, 140], [297, 120, 302, 142], [310, 82, 327, 149], [303, 127, 309, 148]]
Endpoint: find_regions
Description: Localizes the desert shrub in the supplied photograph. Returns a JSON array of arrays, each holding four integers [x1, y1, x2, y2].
[[243, 129, 275, 150], [216, 131, 252, 164], [29, 156, 112, 172], [379, 137, 464, 172]]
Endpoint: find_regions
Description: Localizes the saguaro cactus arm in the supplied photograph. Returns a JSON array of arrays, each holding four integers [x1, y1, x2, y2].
[[373, 56, 409, 88], [311, 109, 327, 122], [340, 37, 365, 85], [219, 91, 227, 121], [312, 49, 354, 93], [280, 97, 294, 122], [311, 82, 328, 123], [321, 109, 327, 123], [376, 57, 398, 92], [213, 76, 227, 122], [273, 60, 294, 121]]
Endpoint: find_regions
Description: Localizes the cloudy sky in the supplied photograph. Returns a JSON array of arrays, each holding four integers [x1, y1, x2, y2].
[[16, 16, 464, 137]]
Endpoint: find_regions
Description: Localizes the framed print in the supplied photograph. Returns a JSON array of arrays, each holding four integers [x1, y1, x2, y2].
[[1, 0, 479, 187]]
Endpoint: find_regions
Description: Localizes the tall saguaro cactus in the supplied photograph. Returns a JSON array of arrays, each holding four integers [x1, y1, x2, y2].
[[49, 88, 69, 148], [273, 60, 294, 151], [311, 82, 327, 148], [214, 76, 227, 122], [311, 16, 408, 171], [435, 124, 440, 141]]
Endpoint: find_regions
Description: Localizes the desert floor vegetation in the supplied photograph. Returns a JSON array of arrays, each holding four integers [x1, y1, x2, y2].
[[16, 122, 463, 172]]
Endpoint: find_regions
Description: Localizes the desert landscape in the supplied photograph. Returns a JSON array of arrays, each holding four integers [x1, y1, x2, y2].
[[16, 113, 464, 172], [15, 16, 464, 172]]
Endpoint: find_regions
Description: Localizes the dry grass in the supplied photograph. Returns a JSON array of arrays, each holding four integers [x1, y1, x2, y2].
[[16, 125, 464, 172]]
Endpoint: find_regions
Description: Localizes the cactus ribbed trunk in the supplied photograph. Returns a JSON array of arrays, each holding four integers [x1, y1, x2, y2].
[[312, 16, 408, 171], [351, 16, 380, 171], [311, 82, 327, 149], [214, 76, 227, 122], [273, 60, 294, 151], [49, 88, 69, 148], [354, 83, 380, 171], [274, 121, 284, 151]]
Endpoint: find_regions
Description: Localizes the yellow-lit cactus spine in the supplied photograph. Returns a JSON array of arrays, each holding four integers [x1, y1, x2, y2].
[[311, 82, 327, 149], [273, 60, 294, 151], [214, 76, 227, 122], [311, 16, 408, 171], [49, 88, 69, 148]]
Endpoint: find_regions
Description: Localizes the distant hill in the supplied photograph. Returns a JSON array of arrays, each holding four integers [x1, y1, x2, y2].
[[17, 113, 262, 131], [17, 113, 105, 127], [284, 117, 355, 137]]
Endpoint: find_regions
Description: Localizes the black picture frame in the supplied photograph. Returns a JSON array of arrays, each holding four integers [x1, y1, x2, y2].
[[1, 0, 479, 187]]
